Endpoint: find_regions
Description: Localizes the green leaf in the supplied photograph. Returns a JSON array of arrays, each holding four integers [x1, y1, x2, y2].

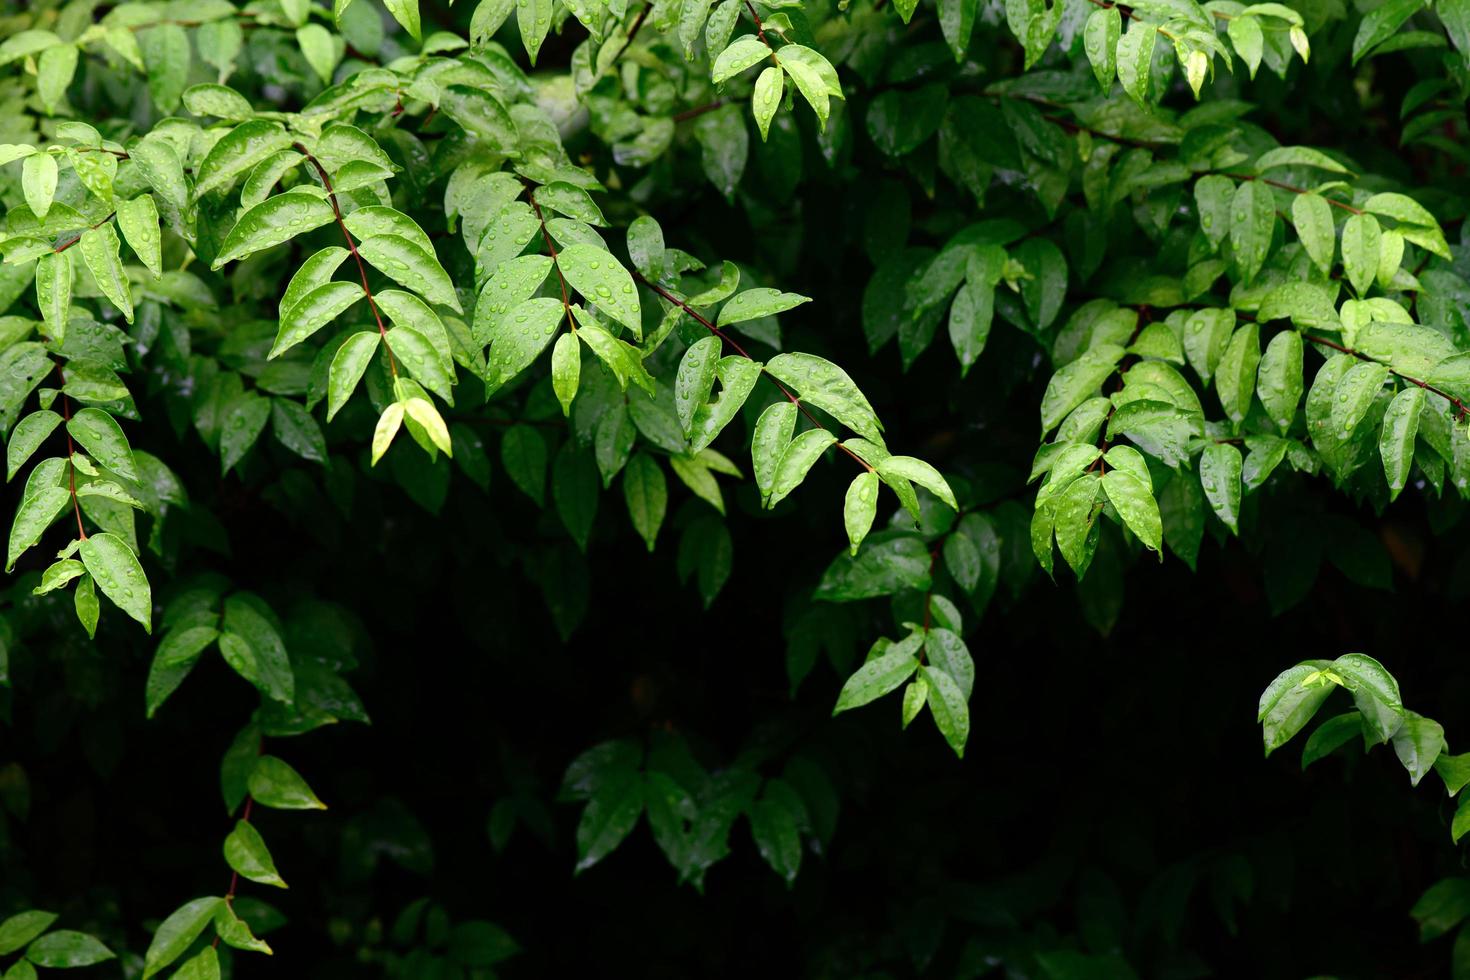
[[551, 333, 581, 416], [74, 573, 98, 638], [832, 638, 921, 713], [1291, 193, 1335, 275], [280, 246, 351, 320], [1379, 386, 1423, 500], [0, 912, 58, 956], [219, 391, 271, 474], [1437, 752, 1470, 797], [574, 315, 655, 395], [1216, 324, 1260, 424], [326, 331, 381, 421], [181, 83, 253, 119], [622, 453, 666, 551], [1256, 331, 1303, 433], [574, 769, 642, 872], [1101, 469, 1162, 554], [194, 120, 292, 198], [1341, 212, 1382, 296], [248, 756, 326, 809], [8, 411, 62, 481], [224, 820, 287, 888], [764, 352, 883, 443], [116, 194, 163, 278], [1255, 146, 1351, 174], [222, 595, 294, 703], [922, 664, 970, 758], [1302, 711, 1364, 769], [1228, 13, 1264, 77], [1329, 653, 1404, 744], [1258, 661, 1335, 755], [558, 244, 641, 335], [1084, 6, 1121, 92], [516, 0, 551, 63], [843, 471, 879, 555], [371, 402, 404, 465], [1393, 712, 1446, 787], [749, 797, 801, 885], [752, 400, 797, 504], [778, 45, 844, 128], [1230, 180, 1275, 285], [212, 191, 335, 268], [875, 455, 956, 510], [66, 408, 137, 481], [140, 23, 189, 113], [271, 282, 364, 358], [146, 625, 218, 718], [22, 152, 57, 220], [35, 250, 71, 343], [689, 357, 761, 453], [24, 931, 114, 968], [769, 428, 837, 506], [675, 336, 721, 437], [169, 949, 220, 980], [1198, 442, 1242, 534], [1194, 175, 1234, 251], [1329, 361, 1390, 440], [1115, 22, 1157, 106], [1352, 0, 1425, 64], [357, 234, 462, 312], [711, 36, 769, 83], [718, 288, 811, 326], [1041, 344, 1124, 434], [501, 425, 547, 505], [142, 897, 224, 979], [817, 535, 931, 601], [753, 66, 783, 141], [297, 24, 341, 84], [8, 487, 70, 572], [78, 531, 150, 631]]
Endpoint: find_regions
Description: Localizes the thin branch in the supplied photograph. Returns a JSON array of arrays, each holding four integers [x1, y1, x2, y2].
[[527, 188, 573, 321], [1224, 172, 1365, 215], [54, 211, 117, 254], [744, 0, 780, 65], [609, 4, 652, 64], [1304, 333, 1469, 420], [631, 270, 874, 473], [293, 144, 398, 377], [674, 100, 726, 123], [211, 795, 254, 948]]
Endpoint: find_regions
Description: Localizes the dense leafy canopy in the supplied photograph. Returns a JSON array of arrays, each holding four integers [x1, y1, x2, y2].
[[3, 0, 1470, 973]]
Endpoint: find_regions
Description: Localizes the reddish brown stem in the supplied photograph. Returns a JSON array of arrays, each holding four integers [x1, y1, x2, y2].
[[674, 100, 726, 123], [744, 0, 780, 64], [1225, 173, 1364, 215], [1304, 333, 1469, 419], [293, 145, 397, 377], [211, 795, 254, 949], [610, 4, 651, 63], [54, 211, 116, 254], [631, 270, 873, 472], [527, 189, 573, 320]]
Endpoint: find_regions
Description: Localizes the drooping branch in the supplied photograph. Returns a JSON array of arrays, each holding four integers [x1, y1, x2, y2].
[[293, 144, 398, 377], [631, 269, 874, 473]]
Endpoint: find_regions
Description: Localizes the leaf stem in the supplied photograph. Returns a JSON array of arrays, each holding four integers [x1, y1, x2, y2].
[[54, 211, 117, 254], [293, 144, 398, 377], [1223, 172, 1364, 215], [527, 187, 573, 322], [744, 0, 781, 65]]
